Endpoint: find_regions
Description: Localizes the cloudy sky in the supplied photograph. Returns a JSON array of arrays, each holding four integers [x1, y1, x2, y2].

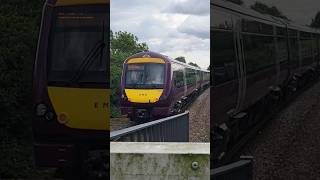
[[111, 0, 210, 69], [243, 0, 320, 26]]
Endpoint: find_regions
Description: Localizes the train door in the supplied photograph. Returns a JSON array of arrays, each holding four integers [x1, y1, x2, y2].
[[211, 6, 243, 162], [183, 67, 187, 96], [233, 16, 246, 115], [211, 7, 240, 126]]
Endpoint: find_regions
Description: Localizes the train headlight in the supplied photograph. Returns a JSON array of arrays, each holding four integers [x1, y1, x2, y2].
[[45, 111, 54, 121], [36, 104, 47, 116]]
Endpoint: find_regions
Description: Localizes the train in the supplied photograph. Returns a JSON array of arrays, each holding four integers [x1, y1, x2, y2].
[[120, 50, 210, 122], [32, 0, 109, 176], [211, 0, 320, 165]]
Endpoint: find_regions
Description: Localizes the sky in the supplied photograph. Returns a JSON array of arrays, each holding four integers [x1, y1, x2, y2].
[[111, 0, 210, 69], [243, 0, 320, 26]]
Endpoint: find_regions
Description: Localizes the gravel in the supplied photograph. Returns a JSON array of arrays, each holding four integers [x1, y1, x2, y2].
[[110, 117, 134, 131], [241, 81, 320, 180], [188, 88, 210, 142]]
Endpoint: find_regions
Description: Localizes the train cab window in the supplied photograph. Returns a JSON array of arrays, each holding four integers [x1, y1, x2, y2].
[[243, 35, 275, 74], [125, 63, 165, 89], [48, 6, 109, 84], [212, 30, 236, 85], [211, 10, 233, 30]]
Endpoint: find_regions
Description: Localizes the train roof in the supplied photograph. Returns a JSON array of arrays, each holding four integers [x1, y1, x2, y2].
[[125, 50, 210, 73], [170, 58, 210, 73], [211, 0, 320, 34]]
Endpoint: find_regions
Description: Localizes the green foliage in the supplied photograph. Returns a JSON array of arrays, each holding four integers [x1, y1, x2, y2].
[[188, 62, 200, 68], [0, 0, 54, 178], [0, 0, 42, 137], [175, 56, 186, 63], [250, 2, 289, 20], [225, 0, 243, 5], [110, 31, 148, 117], [311, 11, 320, 28]]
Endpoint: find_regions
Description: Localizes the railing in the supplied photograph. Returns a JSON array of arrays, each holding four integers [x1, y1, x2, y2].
[[110, 111, 189, 142], [211, 158, 253, 180]]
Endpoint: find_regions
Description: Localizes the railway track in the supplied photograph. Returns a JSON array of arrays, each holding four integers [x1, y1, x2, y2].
[[220, 76, 320, 166], [110, 86, 210, 132]]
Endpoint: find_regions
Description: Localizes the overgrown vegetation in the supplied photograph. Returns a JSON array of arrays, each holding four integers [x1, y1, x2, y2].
[[0, 0, 55, 178], [225, 0, 243, 5], [311, 11, 320, 28], [250, 2, 289, 20]]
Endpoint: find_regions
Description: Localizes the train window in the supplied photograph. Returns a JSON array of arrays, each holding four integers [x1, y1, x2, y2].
[[242, 19, 260, 33], [277, 38, 288, 62], [243, 34, 275, 74], [288, 29, 297, 37], [300, 31, 311, 39], [211, 30, 237, 85], [300, 39, 313, 65], [260, 23, 273, 35], [211, 10, 233, 30], [276, 27, 286, 36], [173, 71, 184, 88], [313, 39, 318, 57], [186, 68, 196, 85]]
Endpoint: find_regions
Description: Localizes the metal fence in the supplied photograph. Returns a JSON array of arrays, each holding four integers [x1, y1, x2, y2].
[[110, 111, 189, 142], [211, 159, 253, 180]]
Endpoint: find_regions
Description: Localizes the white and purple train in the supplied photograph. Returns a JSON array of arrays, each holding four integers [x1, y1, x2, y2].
[[120, 50, 210, 122]]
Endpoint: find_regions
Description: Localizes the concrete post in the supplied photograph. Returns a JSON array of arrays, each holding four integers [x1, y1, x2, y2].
[[110, 142, 210, 180]]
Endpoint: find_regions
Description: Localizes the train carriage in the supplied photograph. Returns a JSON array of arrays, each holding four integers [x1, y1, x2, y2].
[[211, 0, 320, 165], [120, 50, 209, 122], [32, 0, 110, 174]]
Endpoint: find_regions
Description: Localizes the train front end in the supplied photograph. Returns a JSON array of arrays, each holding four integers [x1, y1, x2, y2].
[[120, 51, 171, 122], [32, 0, 109, 168]]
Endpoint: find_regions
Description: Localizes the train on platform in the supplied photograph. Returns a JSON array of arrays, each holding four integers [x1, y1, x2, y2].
[[120, 50, 210, 122], [211, 0, 320, 165], [32, 0, 109, 177]]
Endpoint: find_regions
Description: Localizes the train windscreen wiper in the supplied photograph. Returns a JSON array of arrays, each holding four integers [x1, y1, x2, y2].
[[69, 21, 106, 84], [69, 40, 105, 84]]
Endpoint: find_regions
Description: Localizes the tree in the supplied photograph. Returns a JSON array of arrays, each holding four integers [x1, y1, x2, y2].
[[251, 2, 289, 20], [226, 0, 243, 5], [311, 11, 320, 28], [207, 65, 211, 71], [188, 62, 199, 68], [110, 31, 148, 117], [174, 56, 186, 63]]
